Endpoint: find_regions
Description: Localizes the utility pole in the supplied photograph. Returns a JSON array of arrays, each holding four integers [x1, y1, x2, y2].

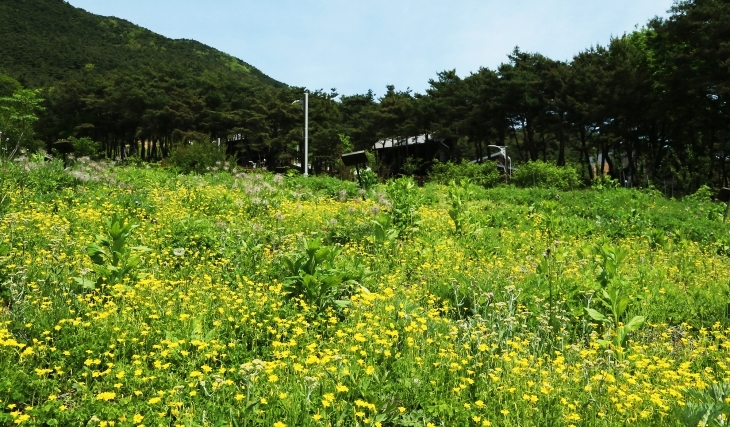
[[304, 91, 309, 177]]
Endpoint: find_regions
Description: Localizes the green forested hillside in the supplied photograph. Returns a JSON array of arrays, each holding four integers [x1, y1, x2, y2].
[[0, 0, 298, 160], [0, 0, 282, 88], [1, 0, 730, 195]]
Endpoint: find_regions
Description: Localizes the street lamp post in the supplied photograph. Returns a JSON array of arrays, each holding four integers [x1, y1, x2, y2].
[[488, 145, 510, 184], [304, 92, 308, 177], [291, 92, 309, 176]]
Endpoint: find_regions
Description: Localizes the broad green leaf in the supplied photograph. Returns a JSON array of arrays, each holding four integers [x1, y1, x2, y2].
[[126, 255, 141, 269], [624, 316, 645, 334], [86, 244, 107, 265], [596, 339, 610, 349], [74, 277, 96, 290], [333, 299, 351, 310], [617, 296, 630, 318], [585, 307, 607, 322]]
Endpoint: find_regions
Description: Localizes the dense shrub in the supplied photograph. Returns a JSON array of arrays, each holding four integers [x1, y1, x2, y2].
[[167, 142, 227, 174], [287, 174, 360, 199], [428, 160, 502, 188], [511, 160, 581, 190], [68, 136, 101, 159], [0, 157, 76, 194], [359, 169, 378, 190]]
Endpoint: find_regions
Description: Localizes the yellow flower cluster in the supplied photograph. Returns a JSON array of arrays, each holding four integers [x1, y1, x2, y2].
[[0, 169, 728, 426]]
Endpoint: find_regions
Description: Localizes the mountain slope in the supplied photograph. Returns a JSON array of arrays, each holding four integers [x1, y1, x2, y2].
[[0, 0, 284, 88]]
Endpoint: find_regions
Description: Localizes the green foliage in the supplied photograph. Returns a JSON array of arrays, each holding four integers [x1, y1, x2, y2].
[[585, 285, 645, 358], [28, 159, 76, 193], [371, 213, 399, 245], [3, 164, 730, 425], [167, 142, 227, 175], [583, 243, 644, 359], [359, 169, 378, 190], [68, 136, 101, 159], [385, 177, 422, 234], [591, 174, 621, 190], [0, 242, 10, 305], [0, 89, 45, 158], [0, 73, 21, 98], [282, 239, 365, 313], [3, 157, 76, 194], [75, 215, 150, 290], [338, 133, 354, 153], [401, 156, 423, 175], [684, 184, 715, 204], [447, 179, 479, 235], [429, 160, 501, 188], [511, 160, 581, 190], [0, 0, 281, 89], [675, 382, 730, 427], [287, 174, 360, 199], [591, 242, 629, 288], [163, 217, 218, 252]]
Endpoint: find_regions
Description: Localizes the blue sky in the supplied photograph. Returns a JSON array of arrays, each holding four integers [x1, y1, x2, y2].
[[65, 0, 675, 97]]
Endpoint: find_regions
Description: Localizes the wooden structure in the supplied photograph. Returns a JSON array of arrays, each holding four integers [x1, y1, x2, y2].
[[341, 151, 368, 190], [372, 134, 449, 176]]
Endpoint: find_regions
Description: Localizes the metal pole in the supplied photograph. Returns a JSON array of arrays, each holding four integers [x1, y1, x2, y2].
[[508, 152, 512, 183], [355, 163, 363, 188], [304, 92, 309, 177], [502, 147, 508, 184]]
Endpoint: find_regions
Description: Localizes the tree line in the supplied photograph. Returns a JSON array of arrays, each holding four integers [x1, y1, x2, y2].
[[1, 0, 728, 192]]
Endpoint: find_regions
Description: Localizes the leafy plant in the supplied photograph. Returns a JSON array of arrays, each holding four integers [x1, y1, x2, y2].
[[360, 169, 378, 190], [511, 160, 581, 190], [675, 382, 730, 427], [68, 136, 101, 159], [591, 174, 621, 190], [592, 242, 629, 288], [429, 160, 501, 188], [385, 177, 422, 234], [0, 242, 10, 305], [585, 285, 645, 359], [167, 142, 227, 175], [75, 215, 150, 290], [0, 89, 45, 159], [447, 179, 478, 235], [401, 156, 423, 175], [371, 213, 399, 245], [282, 238, 365, 312]]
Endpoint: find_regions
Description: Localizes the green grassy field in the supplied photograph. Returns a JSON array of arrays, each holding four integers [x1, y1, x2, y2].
[[1, 158, 730, 426]]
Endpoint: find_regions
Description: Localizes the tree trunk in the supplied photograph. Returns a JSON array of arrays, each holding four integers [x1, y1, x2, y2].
[[557, 111, 565, 166], [510, 125, 525, 161], [580, 128, 594, 180]]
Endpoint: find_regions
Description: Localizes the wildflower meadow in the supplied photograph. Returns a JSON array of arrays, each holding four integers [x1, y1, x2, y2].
[[1, 158, 730, 426]]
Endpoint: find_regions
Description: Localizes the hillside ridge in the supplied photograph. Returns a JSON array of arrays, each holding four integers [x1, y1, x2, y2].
[[0, 0, 284, 88]]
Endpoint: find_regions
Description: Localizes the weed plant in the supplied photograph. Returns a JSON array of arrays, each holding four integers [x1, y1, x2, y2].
[[0, 160, 729, 426]]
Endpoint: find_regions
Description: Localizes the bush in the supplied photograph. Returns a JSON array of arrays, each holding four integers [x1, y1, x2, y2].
[[511, 160, 581, 191], [287, 174, 360, 199], [0, 157, 76, 194], [167, 142, 227, 174], [68, 136, 101, 159], [359, 169, 378, 190], [683, 184, 714, 204], [428, 160, 502, 188]]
